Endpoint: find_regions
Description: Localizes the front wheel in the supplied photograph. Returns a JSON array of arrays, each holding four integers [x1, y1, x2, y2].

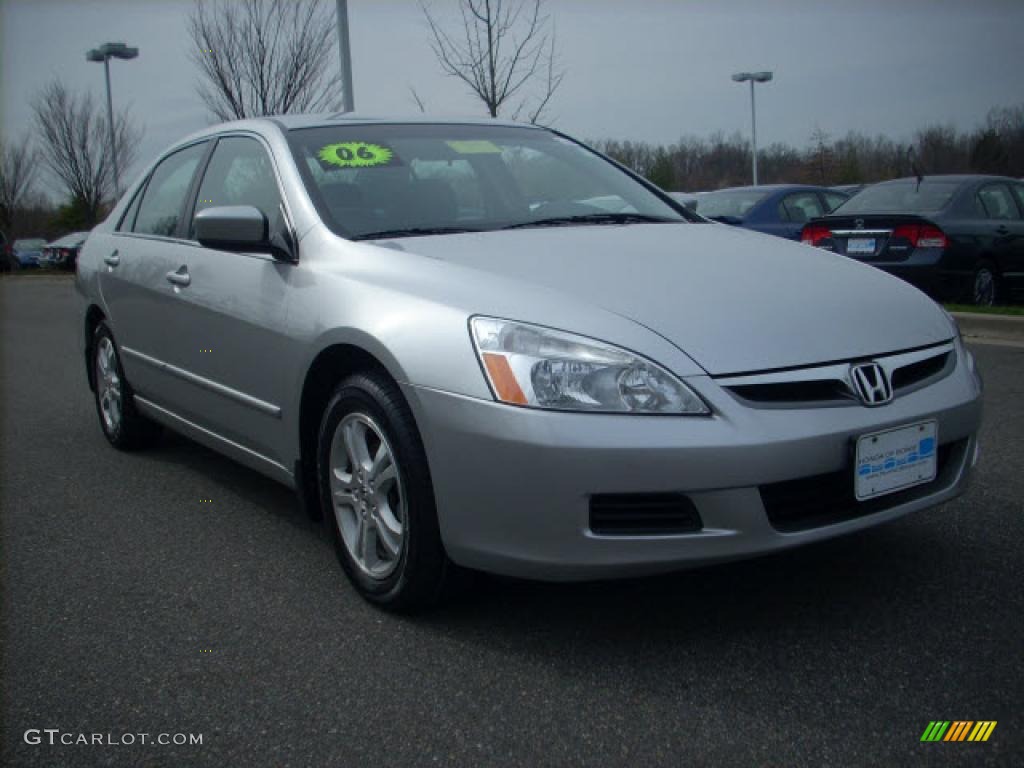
[[317, 371, 455, 610]]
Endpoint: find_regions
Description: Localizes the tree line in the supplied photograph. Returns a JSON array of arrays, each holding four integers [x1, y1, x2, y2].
[[593, 105, 1024, 192]]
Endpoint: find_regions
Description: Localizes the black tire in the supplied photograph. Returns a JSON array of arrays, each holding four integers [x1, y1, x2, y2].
[[91, 322, 162, 450], [971, 260, 999, 307], [317, 370, 455, 611]]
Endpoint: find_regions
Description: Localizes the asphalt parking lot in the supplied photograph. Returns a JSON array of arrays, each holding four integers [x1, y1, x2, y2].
[[2, 276, 1021, 767]]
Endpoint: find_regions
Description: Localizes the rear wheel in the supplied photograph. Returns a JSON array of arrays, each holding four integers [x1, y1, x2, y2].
[[971, 261, 999, 306], [317, 371, 455, 610], [92, 323, 162, 449]]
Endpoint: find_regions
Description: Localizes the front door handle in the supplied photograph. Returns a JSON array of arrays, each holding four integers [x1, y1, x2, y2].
[[995, 224, 1009, 236], [166, 266, 191, 287], [103, 251, 120, 267]]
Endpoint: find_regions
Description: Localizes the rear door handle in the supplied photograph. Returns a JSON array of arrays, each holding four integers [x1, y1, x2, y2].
[[166, 266, 191, 287], [103, 251, 120, 267], [995, 225, 1009, 235]]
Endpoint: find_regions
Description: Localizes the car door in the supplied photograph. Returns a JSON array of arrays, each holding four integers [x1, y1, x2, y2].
[[977, 182, 1024, 299], [771, 191, 826, 240], [100, 140, 210, 407], [160, 134, 297, 465], [1007, 183, 1024, 300]]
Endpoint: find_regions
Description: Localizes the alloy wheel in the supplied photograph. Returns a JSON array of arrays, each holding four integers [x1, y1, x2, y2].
[[95, 336, 123, 434], [973, 268, 995, 306], [328, 412, 406, 579]]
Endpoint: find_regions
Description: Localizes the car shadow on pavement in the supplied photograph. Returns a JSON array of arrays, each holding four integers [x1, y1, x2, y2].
[[130, 425, 982, 658], [412, 512, 972, 656], [146, 430, 321, 535]]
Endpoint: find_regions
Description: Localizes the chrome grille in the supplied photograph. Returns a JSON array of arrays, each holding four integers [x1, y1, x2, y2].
[[718, 342, 955, 408]]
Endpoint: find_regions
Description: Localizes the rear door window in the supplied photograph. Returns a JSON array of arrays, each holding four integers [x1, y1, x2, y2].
[[133, 143, 208, 237], [1007, 183, 1024, 217], [779, 192, 825, 223], [977, 184, 1021, 220], [822, 192, 848, 213]]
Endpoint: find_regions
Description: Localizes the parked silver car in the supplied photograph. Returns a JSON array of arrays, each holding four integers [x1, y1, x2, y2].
[[76, 116, 983, 609]]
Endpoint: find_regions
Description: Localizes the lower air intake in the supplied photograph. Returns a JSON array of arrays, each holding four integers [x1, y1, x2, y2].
[[589, 493, 703, 536]]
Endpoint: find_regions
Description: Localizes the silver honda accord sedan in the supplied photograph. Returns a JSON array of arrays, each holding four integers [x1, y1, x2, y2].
[[77, 115, 983, 609]]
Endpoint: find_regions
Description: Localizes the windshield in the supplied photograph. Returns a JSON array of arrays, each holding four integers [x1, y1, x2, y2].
[[695, 189, 769, 220], [834, 180, 960, 214], [14, 239, 46, 250], [288, 124, 690, 239]]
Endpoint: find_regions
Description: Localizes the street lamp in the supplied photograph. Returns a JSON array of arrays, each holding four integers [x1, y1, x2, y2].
[[731, 71, 773, 186], [86, 42, 139, 196], [335, 0, 355, 112]]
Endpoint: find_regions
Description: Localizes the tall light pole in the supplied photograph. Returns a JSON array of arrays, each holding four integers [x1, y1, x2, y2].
[[731, 71, 773, 186], [87, 42, 138, 196], [336, 0, 355, 112]]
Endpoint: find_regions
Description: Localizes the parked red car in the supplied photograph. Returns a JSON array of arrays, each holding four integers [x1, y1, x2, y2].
[[41, 231, 91, 271]]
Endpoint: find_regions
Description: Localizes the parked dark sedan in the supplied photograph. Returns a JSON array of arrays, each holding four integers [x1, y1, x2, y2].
[[695, 185, 849, 240], [802, 175, 1024, 305]]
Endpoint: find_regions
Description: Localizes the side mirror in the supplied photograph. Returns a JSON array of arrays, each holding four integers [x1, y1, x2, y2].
[[194, 205, 296, 263]]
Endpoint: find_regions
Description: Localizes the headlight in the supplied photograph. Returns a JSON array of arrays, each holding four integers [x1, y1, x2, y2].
[[469, 317, 709, 414]]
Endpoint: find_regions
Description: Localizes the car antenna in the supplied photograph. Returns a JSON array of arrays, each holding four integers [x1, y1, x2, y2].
[[907, 147, 924, 190]]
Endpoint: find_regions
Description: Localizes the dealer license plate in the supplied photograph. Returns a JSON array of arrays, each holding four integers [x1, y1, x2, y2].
[[855, 421, 937, 500], [847, 238, 876, 255]]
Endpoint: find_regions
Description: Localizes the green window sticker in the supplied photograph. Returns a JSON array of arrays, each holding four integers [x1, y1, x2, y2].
[[318, 142, 396, 168], [446, 140, 502, 154]]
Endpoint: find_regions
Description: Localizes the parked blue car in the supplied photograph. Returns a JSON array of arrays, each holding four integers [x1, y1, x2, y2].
[[695, 185, 849, 240], [11, 238, 47, 269]]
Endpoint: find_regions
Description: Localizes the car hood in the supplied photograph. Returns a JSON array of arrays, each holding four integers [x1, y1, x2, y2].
[[390, 223, 953, 375]]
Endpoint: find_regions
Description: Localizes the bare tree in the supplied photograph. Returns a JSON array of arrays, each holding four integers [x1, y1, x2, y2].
[[422, 0, 564, 123], [0, 135, 38, 231], [31, 80, 142, 226], [409, 85, 427, 113], [188, 0, 344, 120], [807, 126, 835, 185]]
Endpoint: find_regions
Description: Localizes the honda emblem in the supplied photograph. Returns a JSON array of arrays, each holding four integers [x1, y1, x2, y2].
[[850, 363, 893, 406]]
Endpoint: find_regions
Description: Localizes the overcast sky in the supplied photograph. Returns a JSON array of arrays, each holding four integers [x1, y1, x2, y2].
[[2, 0, 1023, 196]]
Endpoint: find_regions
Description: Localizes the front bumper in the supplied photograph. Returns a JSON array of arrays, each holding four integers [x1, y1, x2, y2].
[[403, 344, 982, 581]]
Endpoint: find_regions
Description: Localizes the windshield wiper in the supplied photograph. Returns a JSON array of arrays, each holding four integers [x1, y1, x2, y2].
[[501, 213, 680, 230], [351, 226, 481, 241]]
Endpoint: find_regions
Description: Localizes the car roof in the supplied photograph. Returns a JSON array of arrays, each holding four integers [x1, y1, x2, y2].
[[706, 184, 834, 194], [271, 112, 538, 131], [180, 113, 542, 141], [875, 174, 1019, 185]]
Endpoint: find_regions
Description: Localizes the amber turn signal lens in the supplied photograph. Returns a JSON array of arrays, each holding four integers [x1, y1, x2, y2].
[[481, 353, 528, 405]]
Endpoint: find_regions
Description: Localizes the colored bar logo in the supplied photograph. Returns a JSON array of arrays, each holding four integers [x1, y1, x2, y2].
[[920, 721, 997, 742]]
